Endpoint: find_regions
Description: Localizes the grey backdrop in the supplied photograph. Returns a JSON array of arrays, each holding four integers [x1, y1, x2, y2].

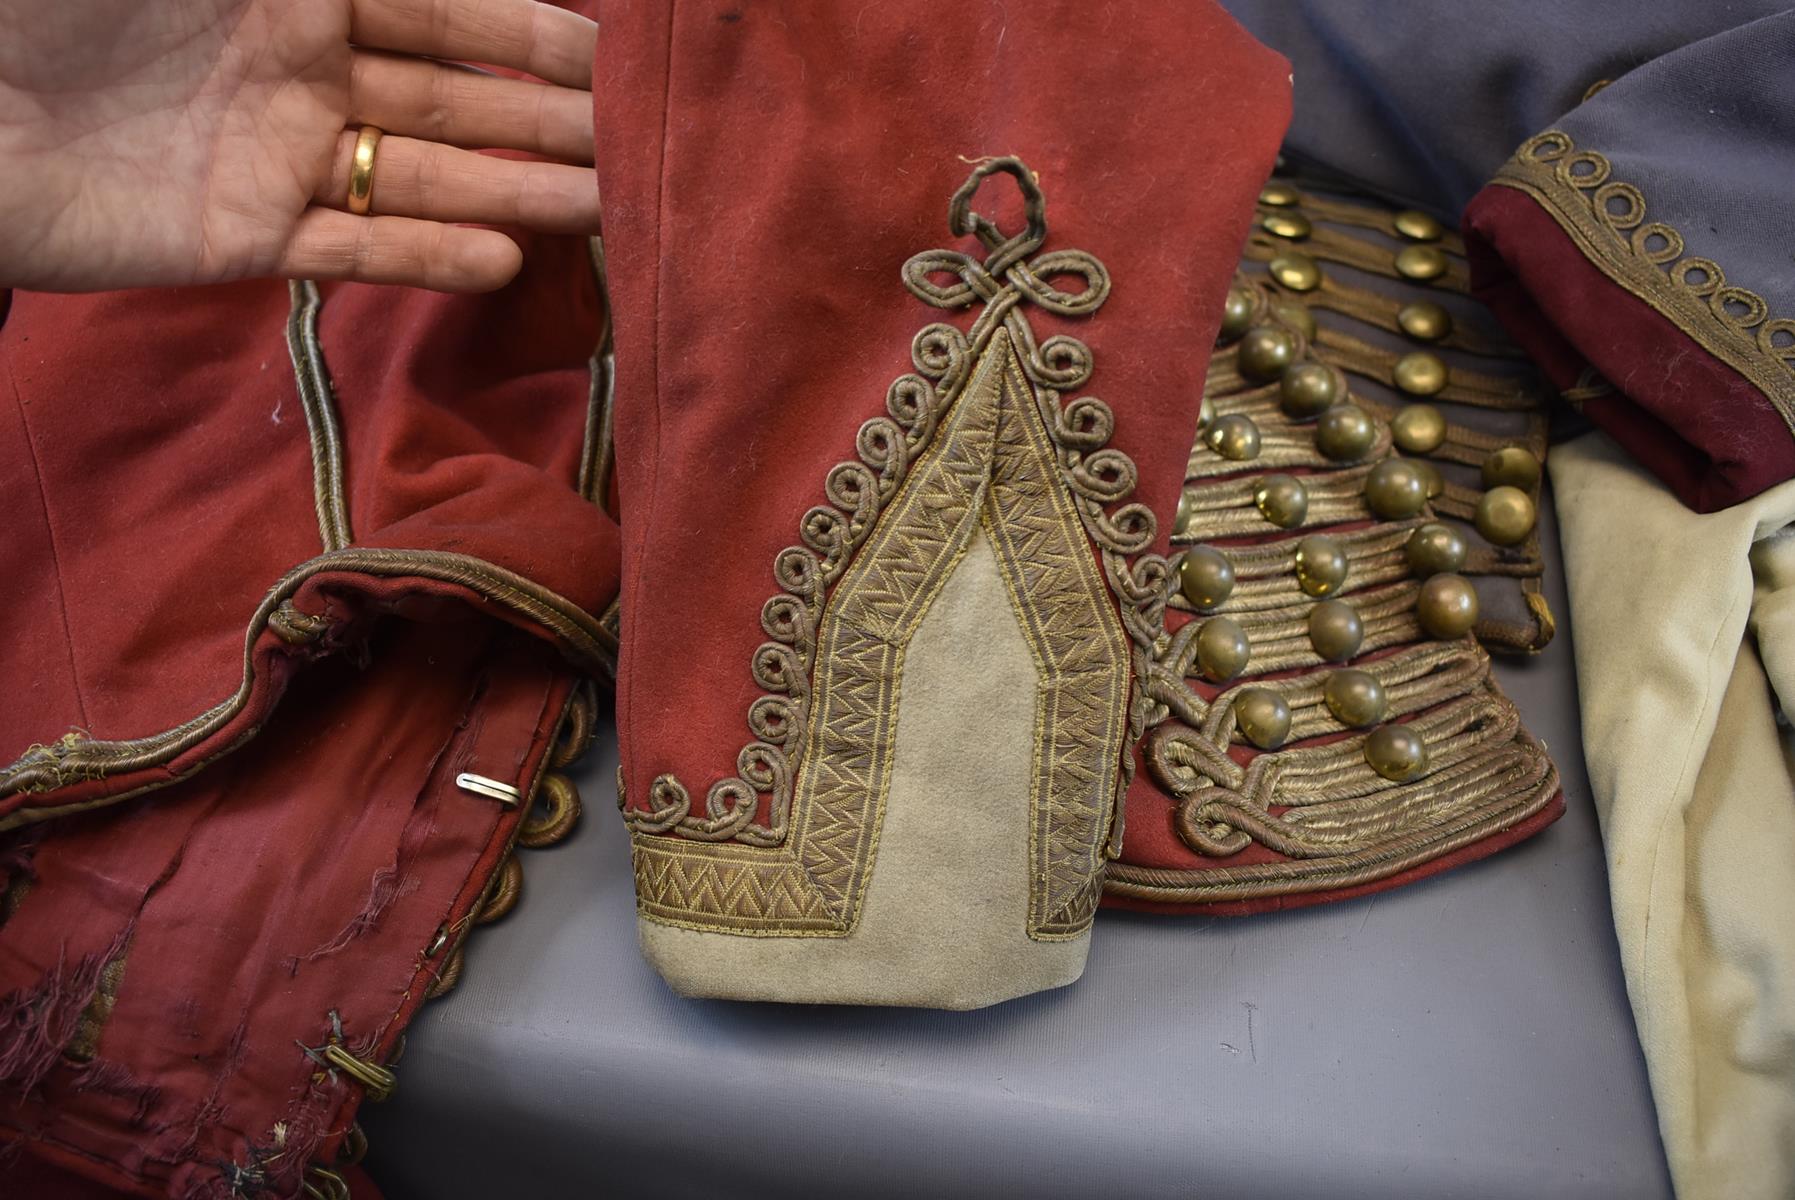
[[363, 497, 1669, 1199]]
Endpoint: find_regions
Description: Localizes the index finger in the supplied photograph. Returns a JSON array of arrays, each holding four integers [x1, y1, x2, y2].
[[351, 0, 598, 90]]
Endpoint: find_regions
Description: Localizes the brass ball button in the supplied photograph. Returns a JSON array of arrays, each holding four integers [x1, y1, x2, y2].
[[1475, 485, 1537, 545], [1393, 209, 1446, 242], [1394, 244, 1449, 282], [1405, 522, 1467, 577], [1173, 490, 1196, 537], [1269, 251, 1322, 293], [1397, 300, 1453, 342], [1392, 351, 1449, 397], [1315, 403, 1376, 462], [1262, 210, 1313, 240], [1417, 572, 1480, 639], [1237, 327, 1298, 381], [1260, 181, 1300, 207], [1324, 668, 1387, 728], [1365, 724, 1429, 782], [1294, 534, 1349, 598], [1481, 446, 1542, 491], [1279, 362, 1341, 418], [1254, 473, 1309, 528], [1414, 460, 1445, 499], [1308, 599, 1364, 662], [1197, 616, 1252, 683], [1206, 413, 1263, 462], [1390, 403, 1447, 454], [1219, 287, 1255, 342], [1234, 687, 1292, 750], [1364, 458, 1430, 519], [1178, 546, 1235, 610]]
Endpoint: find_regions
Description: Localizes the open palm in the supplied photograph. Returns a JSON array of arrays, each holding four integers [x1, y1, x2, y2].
[[0, 0, 600, 292]]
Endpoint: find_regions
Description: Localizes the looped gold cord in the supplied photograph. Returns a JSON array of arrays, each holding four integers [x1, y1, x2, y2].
[[519, 772, 582, 848], [1592, 181, 1644, 230], [1519, 130, 1573, 161], [634, 155, 1147, 882], [424, 948, 463, 1001], [1632, 222, 1684, 265], [303, 1165, 351, 1200], [1491, 129, 1795, 430], [548, 684, 598, 769], [475, 854, 523, 924], [948, 155, 1049, 278], [1714, 286, 1768, 329], [1556, 151, 1611, 190], [1761, 319, 1795, 367], [1133, 173, 1561, 899]]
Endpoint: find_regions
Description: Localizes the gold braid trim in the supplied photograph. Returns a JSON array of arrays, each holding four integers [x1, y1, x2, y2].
[[1123, 638, 1558, 903], [1122, 173, 1561, 901], [0, 548, 617, 829], [1491, 129, 1795, 434], [628, 159, 1141, 938], [285, 280, 353, 553]]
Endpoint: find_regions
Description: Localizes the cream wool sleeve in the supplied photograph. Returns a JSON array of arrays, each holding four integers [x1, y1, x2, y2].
[[1551, 432, 1795, 1200]]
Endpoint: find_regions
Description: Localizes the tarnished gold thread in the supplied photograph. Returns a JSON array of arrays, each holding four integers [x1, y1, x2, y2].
[[0, 548, 618, 829], [1128, 175, 1559, 901], [1490, 130, 1795, 436], [626, 158, 1142, 939]]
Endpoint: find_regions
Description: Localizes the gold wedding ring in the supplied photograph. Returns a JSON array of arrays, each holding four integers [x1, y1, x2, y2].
[[347, 125, 383, 216]]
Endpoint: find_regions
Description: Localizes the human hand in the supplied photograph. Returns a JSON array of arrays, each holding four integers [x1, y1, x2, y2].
[[0, 0, 600, 292]]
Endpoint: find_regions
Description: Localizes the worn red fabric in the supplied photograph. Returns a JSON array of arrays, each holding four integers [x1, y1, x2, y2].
[[0, 228, 618, 1196], [595, 0, 1292, 825], [1464, 184, 1795, 512], [3, 1153, 383, 1199], [0, 237, 617, 826]]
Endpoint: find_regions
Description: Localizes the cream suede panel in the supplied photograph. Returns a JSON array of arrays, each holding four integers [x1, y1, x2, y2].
[[639, 529, 1089, 1009], [1551, 433, 1795, 1200]]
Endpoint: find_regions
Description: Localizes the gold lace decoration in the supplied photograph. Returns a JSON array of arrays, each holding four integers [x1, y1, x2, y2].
[[1108, 178, 1560, 904], [1492, 129, 1795, 431], [626, 159, 1143, 938]]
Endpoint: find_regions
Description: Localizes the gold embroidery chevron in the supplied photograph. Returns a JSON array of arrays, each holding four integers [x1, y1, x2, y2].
[[630, 327, 1131, 937]]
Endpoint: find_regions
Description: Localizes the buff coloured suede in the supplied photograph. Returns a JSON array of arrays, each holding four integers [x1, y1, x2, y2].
[[641, 531, 1088, 1009], [1552, 432, 1795, 1200]]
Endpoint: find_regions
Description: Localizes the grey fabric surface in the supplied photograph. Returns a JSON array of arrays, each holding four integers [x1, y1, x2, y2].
[[362, 497, 1670, 1200], [1218, 0, 1791, 214], [1557, 9, 1795, 312]]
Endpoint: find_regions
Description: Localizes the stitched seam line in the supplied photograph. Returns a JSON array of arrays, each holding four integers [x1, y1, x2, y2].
[[5, 355, 89, 728], [619, 0, 678, 811]]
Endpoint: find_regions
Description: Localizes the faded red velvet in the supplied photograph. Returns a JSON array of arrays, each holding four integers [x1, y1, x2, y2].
[[0, 229, 619, 1195], [1465, 184, 1795, 512], [594, 0, 1292, 826]]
